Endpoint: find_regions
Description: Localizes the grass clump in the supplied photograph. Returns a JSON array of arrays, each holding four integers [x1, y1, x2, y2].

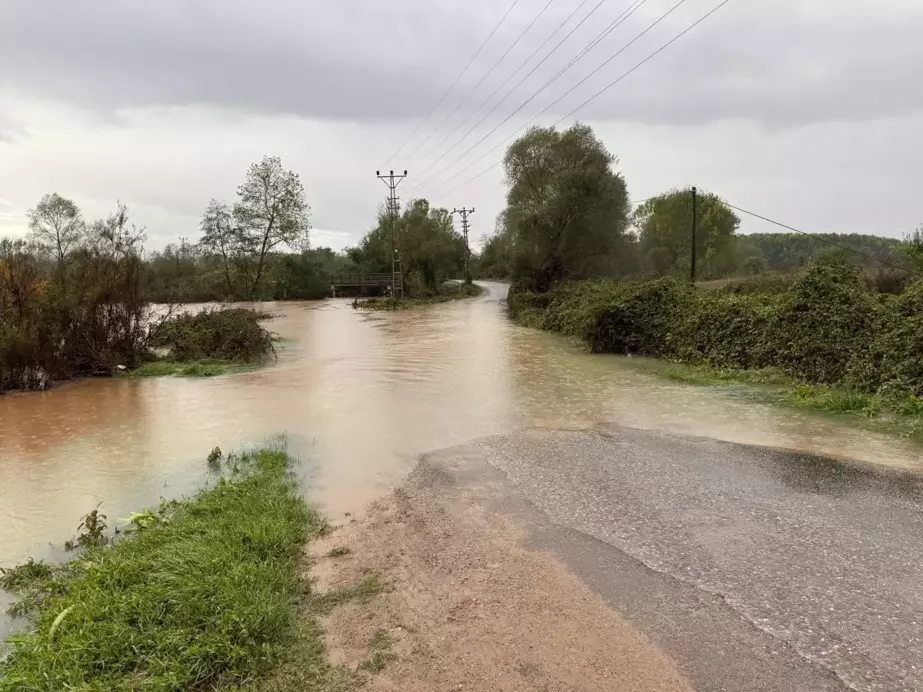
[[359, 629, 395, 673], [0, 445, 323, 691], [326, 545, 352, 558]]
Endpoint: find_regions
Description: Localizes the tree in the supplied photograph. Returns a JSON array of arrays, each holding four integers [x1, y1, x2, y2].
[[633, 189, 739, 279], [502, 124, 631, 290], [200, 199, 239, 297], [27, 193, 85, 286], [352, 199, 466, 295], [233, 156, 311, 298]]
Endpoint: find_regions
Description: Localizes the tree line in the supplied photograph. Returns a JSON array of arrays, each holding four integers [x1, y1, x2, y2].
[[477, 123, 915, 286]]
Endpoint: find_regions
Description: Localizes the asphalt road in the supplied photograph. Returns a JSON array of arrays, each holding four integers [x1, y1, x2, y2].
[[457, 425, 923, 692]]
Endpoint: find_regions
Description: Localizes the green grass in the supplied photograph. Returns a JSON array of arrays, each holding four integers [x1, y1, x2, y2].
[[126, 359, 249, 378], [355, 282, 484, 310], [656, 362, 791, 387], [644, 360, 923, 441], [0, 445, 327, 691]]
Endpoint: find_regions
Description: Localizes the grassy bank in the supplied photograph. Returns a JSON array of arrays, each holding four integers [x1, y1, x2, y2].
[[647, 361, 923, 439], [0, 445, 331, 691], [507, 257, 923, 440], [355, 282, 483, 310]]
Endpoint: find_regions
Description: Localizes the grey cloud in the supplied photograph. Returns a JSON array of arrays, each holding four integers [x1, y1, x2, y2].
[[3, 0, 923, 129]]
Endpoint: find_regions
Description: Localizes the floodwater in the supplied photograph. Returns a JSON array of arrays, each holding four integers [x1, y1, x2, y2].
[[1, 282, 921, 637]]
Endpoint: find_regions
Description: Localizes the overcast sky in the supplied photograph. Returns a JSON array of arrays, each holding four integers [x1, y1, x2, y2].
[[2, 0, 922, 252]]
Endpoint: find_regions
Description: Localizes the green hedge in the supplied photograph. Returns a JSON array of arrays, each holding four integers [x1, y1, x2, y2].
[[509, 258, 923, 398]]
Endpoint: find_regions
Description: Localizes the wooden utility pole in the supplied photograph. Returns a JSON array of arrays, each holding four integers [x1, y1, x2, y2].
[[690, 186, 698, 283], [377, 170, 407, 301], [453, 207, 475, 284]]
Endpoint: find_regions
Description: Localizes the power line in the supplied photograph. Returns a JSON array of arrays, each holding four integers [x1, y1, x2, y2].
[[433, 0, 732, 199], [408, 0, 593, 184], [382, 0, 522, 167], [411, 0, 613, 183], [425, 0, 694, 196], [404, 0, 555, 164], [725, 202, 915, 275], [415, 0, 651, 182]]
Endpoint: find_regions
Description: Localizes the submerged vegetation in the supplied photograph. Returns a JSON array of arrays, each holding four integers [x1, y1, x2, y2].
[[509, 252, 923, 437], [0, 446, 326, 691]]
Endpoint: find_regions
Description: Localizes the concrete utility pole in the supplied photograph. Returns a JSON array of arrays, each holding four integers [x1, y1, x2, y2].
[[377, 170, 407, 301], [690, 186, 698, 284], [452, 207, 475, 284]]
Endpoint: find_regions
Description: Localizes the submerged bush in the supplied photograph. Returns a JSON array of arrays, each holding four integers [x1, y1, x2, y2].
[[150, 308, 275, 363]]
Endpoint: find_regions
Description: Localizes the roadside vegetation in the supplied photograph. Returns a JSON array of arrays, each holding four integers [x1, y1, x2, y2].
[[0, 444, 392, 691], [483, 122, 923, 439]]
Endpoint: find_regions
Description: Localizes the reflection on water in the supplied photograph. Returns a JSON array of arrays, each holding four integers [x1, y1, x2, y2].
[[2, 282, 921, 573]]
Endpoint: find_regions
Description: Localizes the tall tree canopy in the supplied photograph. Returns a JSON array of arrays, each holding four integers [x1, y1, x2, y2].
[[633, 189, 740, 279], [352, 199, 466, 294], [27, 193, 85, 285], [233, 156, 311, 298], [502, 124, 631, 290]]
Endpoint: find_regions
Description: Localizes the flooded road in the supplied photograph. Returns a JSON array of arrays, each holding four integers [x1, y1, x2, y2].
[[2, 282, 923, 684]]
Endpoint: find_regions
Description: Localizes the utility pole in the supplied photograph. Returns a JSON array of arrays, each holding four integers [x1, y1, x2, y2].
[[690, 186, 698, 284], [452, 207, 475, 284], [377, 169, 407, 302]]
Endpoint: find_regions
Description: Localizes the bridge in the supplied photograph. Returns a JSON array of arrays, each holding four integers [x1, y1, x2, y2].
[[330, 272, 463, 296]]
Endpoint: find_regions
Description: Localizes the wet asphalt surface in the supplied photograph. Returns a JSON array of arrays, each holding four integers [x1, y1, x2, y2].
[[473, 425, 923, 692]]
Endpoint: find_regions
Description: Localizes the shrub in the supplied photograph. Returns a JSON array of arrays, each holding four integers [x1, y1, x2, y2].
[[768, 258, 878, 384], [150, 308, 275, 363], [688, 293, 772, 369], [591, 278, 693, 356]]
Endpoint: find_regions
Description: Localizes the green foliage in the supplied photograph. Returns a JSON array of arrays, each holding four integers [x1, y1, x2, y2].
[[591, 279, 694, 356], [502, 124, 632, 290], [350, 199, 466, 296], [0, 446, 320, 692], [634, 188, 740, 279], [746, 232, 905, 272], [770, 253, 878, 383], [1, 202, 148, 393], [510, 251, 923, 405], [359, 629, 395, 673], [149, 308, 275, 364]]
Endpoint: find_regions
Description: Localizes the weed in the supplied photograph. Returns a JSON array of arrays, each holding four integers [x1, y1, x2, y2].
[[359, 629, 395, 673], [311, 573, 387, 614], [326, 546, 351, 558]]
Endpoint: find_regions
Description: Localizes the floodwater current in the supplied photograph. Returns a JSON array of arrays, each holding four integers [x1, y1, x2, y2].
[[1, 282, 921, 642]]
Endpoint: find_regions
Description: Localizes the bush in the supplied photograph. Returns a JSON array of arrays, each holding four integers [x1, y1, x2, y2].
[[768, 258, 878, 384], [591, 278, 693, 356], [689, 293, 772, 369], [150, 308, 275, 363]]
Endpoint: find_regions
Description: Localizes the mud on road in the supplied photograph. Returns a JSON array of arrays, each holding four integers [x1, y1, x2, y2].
[[310, 445, 693, 692]]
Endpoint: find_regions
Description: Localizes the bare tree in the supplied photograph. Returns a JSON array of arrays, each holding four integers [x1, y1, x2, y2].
[[27, 193, 85, 286], [200, 199, 239, 297], [233, 156, 311, 298]]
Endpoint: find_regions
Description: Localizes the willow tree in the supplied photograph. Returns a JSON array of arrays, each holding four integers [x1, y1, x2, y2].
[[502, 124, 631, 290]]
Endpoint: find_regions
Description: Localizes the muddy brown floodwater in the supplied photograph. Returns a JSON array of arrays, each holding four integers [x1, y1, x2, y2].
[[1, 282, 921, 638]]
